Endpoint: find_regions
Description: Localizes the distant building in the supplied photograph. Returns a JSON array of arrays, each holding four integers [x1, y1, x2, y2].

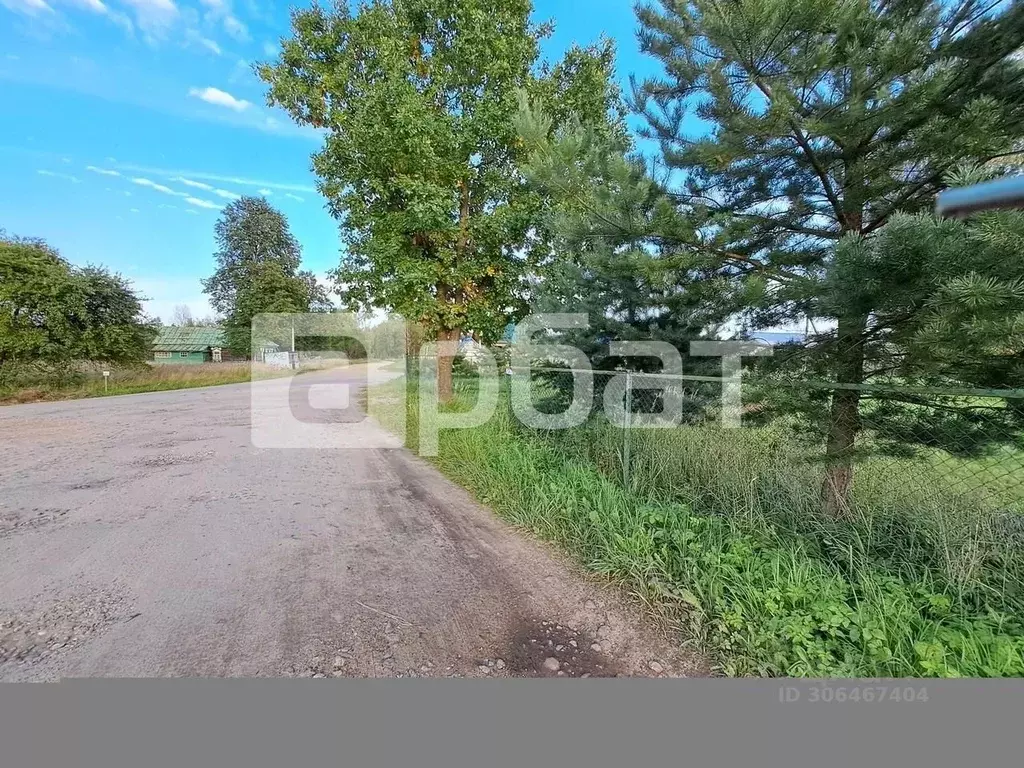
[[152, 326, 228, 365]]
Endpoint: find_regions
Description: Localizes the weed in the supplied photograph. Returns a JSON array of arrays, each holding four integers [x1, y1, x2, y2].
[[368, 376, 1024, 677]]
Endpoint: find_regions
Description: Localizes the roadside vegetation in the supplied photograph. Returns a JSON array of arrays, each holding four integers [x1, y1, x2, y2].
[[370, 374, 1024, 677], [2, 194, 340, 406], [1, 230, 160, 400], [283, 0, 1024, 676], [0, 363, 299, 405], [6, 0, 1022, 675]]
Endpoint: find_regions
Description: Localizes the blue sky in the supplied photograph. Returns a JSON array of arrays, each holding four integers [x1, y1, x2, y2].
[[0, 0, 660, 321]]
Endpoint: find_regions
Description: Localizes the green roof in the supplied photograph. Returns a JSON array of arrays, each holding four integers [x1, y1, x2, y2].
[[153, 326, 225, 352]]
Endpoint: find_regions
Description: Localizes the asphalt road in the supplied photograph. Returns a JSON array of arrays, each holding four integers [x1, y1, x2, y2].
[[0, 364, 703, 680]]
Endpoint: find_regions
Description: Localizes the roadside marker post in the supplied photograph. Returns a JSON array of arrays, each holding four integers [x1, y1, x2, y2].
[[103, 370, 110, 392]]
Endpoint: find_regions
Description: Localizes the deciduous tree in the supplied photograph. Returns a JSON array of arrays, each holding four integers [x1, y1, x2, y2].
[[1, 233, 155, 382], [260, 0, 622, 400], [202, 197, 326, 356]]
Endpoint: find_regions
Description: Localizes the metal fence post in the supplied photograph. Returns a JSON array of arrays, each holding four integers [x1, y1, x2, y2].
[[623, 370, 632, 490]]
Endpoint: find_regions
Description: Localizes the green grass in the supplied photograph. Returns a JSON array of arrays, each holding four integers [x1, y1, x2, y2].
[[369, 375, 1024, 677], [0, 362, 295, 405]]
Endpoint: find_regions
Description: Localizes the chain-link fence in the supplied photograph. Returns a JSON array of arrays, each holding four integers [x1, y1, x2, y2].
[[506, 366, 1024, 552]]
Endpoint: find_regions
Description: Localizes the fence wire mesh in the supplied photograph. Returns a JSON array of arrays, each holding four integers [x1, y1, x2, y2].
[[508, 366, 1024, 532]]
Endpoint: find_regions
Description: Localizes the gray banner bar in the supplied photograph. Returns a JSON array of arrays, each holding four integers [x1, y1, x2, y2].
[[2, 679, 1022, 768]]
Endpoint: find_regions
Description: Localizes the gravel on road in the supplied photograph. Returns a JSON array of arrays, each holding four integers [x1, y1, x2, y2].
[[0, 364, 706, 680]]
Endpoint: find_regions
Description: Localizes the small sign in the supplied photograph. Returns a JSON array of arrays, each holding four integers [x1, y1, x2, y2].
[[102, 371, 110, 377]]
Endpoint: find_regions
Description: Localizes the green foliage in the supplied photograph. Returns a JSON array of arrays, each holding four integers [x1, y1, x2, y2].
[[202, 196, 303, 316], [260, 0, 624, 345], [752, 191, 1024, 458], [0, 233, 155, 384], [0, 362, 270, 404], [516, 95, 737, 418], [521, 0, 1024, 511], [361, 315, 408, 359], [369, 376, 1024, 676], [202, 197, 328, 356], [223, 260, 310, 356]]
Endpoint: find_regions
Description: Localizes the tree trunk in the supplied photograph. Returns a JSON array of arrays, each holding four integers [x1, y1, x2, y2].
[[822, 313, 868, 517], [436, 327, 459, 404], [820, 156, 870, 517], [823, 388, 860, 517]]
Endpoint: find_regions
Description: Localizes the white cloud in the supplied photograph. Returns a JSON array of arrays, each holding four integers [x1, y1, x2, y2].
[[1, 0, 54, 17], [70, 0, 107, 11], [188, 86, 251, 112], [184, 209, 199, 214], [223, 14, 247, 41], [131, 176, 180, 195], [120, 0, 178, 38], [112, 163, 316, 193], [37, 169, 80, 182], [258, 188, 271, 196], [198, 0, 247, 42], [228, 58, 254, 85], [284, 193, 304, 202], [86, 165, 121, 176], [130, 207, 140, 213], [262, 40, 276, 56], [184, 196, 220, 209], [171, 176, 238, 199], [185, 31, 222, 55], [172, 176, 211, 189], [63, 0, 133, 33], [6, 54, 22, 60]]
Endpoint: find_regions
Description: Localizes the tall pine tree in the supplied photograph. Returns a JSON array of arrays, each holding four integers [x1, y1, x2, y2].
[[525, 0, 1024, 514]]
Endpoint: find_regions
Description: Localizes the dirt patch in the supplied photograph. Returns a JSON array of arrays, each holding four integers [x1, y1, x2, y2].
[[0, 388, 50, 405], [68, 477, 114, 491], [1, 417, 89, 442], [133, 451, 214, 468], [0, 589, 133, 670], [141, 435, 211, 450], [378, 449, 704, 678], [501, 618, 618, 677], [0, 509, 70, 539]]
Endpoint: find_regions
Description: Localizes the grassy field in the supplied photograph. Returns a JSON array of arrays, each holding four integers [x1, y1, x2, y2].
[[369, 374, 1024, 676], [0, 362, 297, 405]]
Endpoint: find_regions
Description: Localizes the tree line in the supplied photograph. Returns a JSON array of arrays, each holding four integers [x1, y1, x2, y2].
[[1, 191, 386, 385], [0, 231, 156, 385], [259, 0, 1023, 515]]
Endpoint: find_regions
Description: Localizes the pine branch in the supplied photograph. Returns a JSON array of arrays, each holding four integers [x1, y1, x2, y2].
[[750, 78, 847, 228]]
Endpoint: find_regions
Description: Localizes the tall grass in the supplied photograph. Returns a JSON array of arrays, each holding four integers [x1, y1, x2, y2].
[[369, 376, 1024, 677], [547, 420, 1024, 603], [0, 362, 291, 404]]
